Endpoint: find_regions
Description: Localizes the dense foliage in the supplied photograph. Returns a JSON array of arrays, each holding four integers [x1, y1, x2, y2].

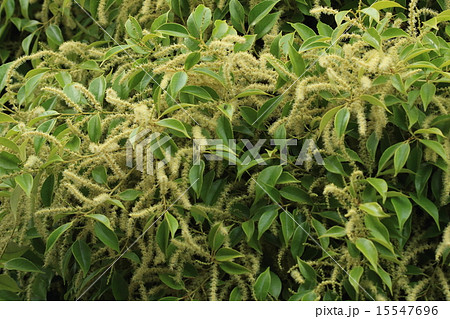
[[0, 0, 449, 301]]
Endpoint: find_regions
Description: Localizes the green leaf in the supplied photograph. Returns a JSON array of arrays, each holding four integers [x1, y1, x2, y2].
[[125, 17, 143, 40], [0, 151, 20, 170], [87, 114, 101, 143], [0, 112, 16, 123], [319, 105, 343, 137], [14, 174, 33, 197], [242, 220, 255, 241], [279, 186, 312, 204], [248, 0, 279, 27], [323, 156, 348, 176], [362, 27, 381, 50], [169, 71, 188, 96], [234, 34, 256, 52], [348, 266, 363, 294], [185, 52, 200, 70], [0, 274, 20, 292], [258, 207, 278, 239], [255, 165, 283, 202], [46, 222, 73, 253], [394, 143, 410, 176], [45, 24, 63, 46], [290, 23, 316, 41], [165, 212, 179, 238], [269, 271, 282, 298], [189, 159, 205, 198], [156, 118, 190, 138], [86, 214, 113, 230], [4, 257, 44, 274], [297, 258, 317, 283], [391, 196, 412, 232], [254, 96, 283, 126], [159, 273, 184, 290], [359, 202, 389, 218], [187, 5, 211, 39], [410, 194, 440, 230], [94, 222, 119, 252], [229, 0, 246, 33], [180, 85, 213, 101], [334, 107, 350, 138], [361, 7, 380, 23], [118, 189, 142, 201], [375, 266, 393, 295], [219, 261, 250, 275], [40, 174, 55, 207], [208, 223, 226, 252], [355, 238, 378, 271], [414, 128, 445, 138], [254, 267, 271, 300], [112, 272, 129, 300], [157, 23, 190, 38], [291, 223, 309, 258], [288, 43, 305, 77], [366, 178, 388, 203], [419, 139, 447, 162], [89, 76, 107, 103], [280, 211, 296, 245], [254, 12, 280, 39], [193, 68, 225, 86], [364, 215, 393, 252], [72, 240, 91, 277], [378, 143, 402, 174], [371, 1, 405, 10], [360, 94, 391, 113], [91, 166, 107, 184], [320, 226, 346, 238], [216, 248, 244, 261]]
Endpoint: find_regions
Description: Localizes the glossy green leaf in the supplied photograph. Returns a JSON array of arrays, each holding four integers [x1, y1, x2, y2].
[[248, 0, 279, 27], [86, 214, 113, 230], [189, 159, 205, 198], [334, 107, 350, 138], [46, 222, 73, 253], [258, 207, 278, 239], [156, 118, 190, 138], [187, 5, 211, 38], [410, 194, 440, 230], [169, 71, 188, 96], [419, 139, 447, 162], [72, 240, 91, 277], [366, 178, 388, 203], [355, 238, 378, 271], [391, 196, 412, 232], [320, 226, 346, 238], [118, 189, 142, 201], [394, 143, 410, 176], [0, 274, 20, 292], [94, 222, 119, 252], [229, 0, 245, 33], [219, 261, 250, 275], [359, 202, 389, 218], [348, 266, 363, 294], [254, 267, 271, 300], [157, 23, 190, 38], [216, 247, 244, 261], [87, 114, 101, 143], [4, 258, 44, 274], [15, 174, 33, 197], [165, 212, 179, 238]]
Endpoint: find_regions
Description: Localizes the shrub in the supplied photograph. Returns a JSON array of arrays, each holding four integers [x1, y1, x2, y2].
[[0, 0, 449, 301]]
